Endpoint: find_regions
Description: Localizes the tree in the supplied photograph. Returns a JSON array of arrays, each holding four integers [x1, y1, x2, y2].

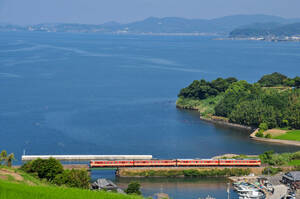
[[259, 123, 268, 131], [23, 158, 64, 181], [0, 150, 16, 167], [125, 181, 141, 195], [0, 150, 7, 165], [257, 72, 288, 87], [53, 169, 90, 189], [294, 76, 300, 88], [6, 153, 15, 167], [215, 80, 253, 117]]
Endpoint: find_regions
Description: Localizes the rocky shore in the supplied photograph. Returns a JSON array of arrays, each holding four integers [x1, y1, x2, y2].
[[199, 116, 254, 131]]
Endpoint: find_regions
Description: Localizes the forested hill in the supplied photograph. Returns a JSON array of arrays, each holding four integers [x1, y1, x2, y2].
[[229, 22, 300, 37], [176, 73, 300, 129]]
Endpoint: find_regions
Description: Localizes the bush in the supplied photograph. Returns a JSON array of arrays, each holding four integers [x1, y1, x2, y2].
[[259, 123, 268, 131], [265, 134, 272, 139], [259, 151, 274, 164], [53, 169, 90, 189], [255, 131, 264, 137], [262, 167, 283, 175], [259, 151, 294, 166], [183, 168, 250, 177], [291, 151, 300, 160], [125, 182, 141, 195], [21, 158, 63, 181]]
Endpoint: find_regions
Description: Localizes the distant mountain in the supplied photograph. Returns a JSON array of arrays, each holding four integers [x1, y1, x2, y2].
[[229, 22, 300, 38], [1, 15, 300, 35]]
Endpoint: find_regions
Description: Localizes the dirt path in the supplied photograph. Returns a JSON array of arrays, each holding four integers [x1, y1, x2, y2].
[[0, 168, 24, 181]]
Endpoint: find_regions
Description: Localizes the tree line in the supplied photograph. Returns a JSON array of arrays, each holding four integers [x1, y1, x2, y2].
[[21, 158, 90, 189]]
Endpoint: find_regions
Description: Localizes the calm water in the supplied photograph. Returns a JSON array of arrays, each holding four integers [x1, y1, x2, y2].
[[91, 170, 240, 199], [1, 32, 300, 198]]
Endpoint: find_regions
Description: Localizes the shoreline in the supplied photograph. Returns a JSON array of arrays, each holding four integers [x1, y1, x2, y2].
[[117, 167, 261, 178], [249, 129, 300, 147], [178, 105, 300, 147], [199, 116, 254, 131]]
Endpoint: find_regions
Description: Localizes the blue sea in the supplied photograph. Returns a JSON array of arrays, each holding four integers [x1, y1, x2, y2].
[[0, 32, 300, 198]]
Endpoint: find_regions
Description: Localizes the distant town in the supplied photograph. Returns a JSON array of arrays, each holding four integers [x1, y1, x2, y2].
[[1, 14, 300, 41]]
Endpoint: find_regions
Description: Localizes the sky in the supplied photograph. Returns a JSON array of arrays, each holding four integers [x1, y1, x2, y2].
[[1, 0, 300, 25]]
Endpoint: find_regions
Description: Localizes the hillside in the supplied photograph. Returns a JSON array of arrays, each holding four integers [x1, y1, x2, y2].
[[229, 22, 300, 38], [1, 15, 299, 35], [0, 166, 142, 199]]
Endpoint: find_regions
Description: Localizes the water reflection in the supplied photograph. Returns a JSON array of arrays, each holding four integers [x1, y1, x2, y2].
[[92, 170, 239, 199]]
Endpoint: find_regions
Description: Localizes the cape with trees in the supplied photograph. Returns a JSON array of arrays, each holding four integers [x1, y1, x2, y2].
[[177, 72, 300, 129]]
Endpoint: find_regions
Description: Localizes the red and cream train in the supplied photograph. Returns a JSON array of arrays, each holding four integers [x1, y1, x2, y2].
[[90, 159, 261, 168]]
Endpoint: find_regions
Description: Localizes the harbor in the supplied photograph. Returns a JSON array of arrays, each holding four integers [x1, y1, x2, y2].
[[230, 171, 300, 199]]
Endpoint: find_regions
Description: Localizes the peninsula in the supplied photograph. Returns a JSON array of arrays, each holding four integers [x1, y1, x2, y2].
[[176, 72, 300, 139]]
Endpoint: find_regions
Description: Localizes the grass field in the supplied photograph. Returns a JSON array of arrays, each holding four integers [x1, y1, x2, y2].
[[0, 179, 142, 199], [288, 159, 300, 166], [273, 130, 300, 141]]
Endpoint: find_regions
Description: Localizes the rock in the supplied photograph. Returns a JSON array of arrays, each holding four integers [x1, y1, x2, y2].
[[91, 178, 124, 193]]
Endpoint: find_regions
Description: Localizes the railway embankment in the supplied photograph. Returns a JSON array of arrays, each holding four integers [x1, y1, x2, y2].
[[117, 167, 263, 178]]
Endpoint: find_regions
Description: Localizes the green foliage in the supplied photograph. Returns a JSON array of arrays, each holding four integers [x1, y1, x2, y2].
[[259, 151, 275, 164], [0, 150, 7, 165], [178, 77, 237, 100], [265, 134, 272, 139], [21, 159, 90, 189], [291, 151, 300, 160], [178, 73, 300, 129], [176, 95, 224, 116], [21, 158, 63, 181], [288, 160, 300, 167], [258, 72, 288, 87], [214, 80, 253, 117], [176, 97, 202, 110], [183, 168, 250, 177], [218, 83, 299, 129], [255, 131, 264, 138], [124, 168, 250, 178], [262, 167, 283, 175], [0, 179, 142, 199], [125, 182, 141, 195], [259, 123, 268, 131], [53, 169, 90, 189], [295, 77, 300, 88], [0, 150, 15, 167], [259, 151, 296, 166]]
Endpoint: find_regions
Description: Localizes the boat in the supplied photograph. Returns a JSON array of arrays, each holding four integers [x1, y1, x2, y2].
[[234, 184, 265, 199]]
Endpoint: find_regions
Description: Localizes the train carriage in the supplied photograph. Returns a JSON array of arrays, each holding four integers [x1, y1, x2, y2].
[[177, 159, 219, 167], [90, 160, 133, 168], [134, 160, 176, 167], [218, 159, 261, 167]]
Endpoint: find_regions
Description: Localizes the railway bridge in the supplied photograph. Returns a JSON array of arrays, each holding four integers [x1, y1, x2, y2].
[[21, 155, 153, 162]]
